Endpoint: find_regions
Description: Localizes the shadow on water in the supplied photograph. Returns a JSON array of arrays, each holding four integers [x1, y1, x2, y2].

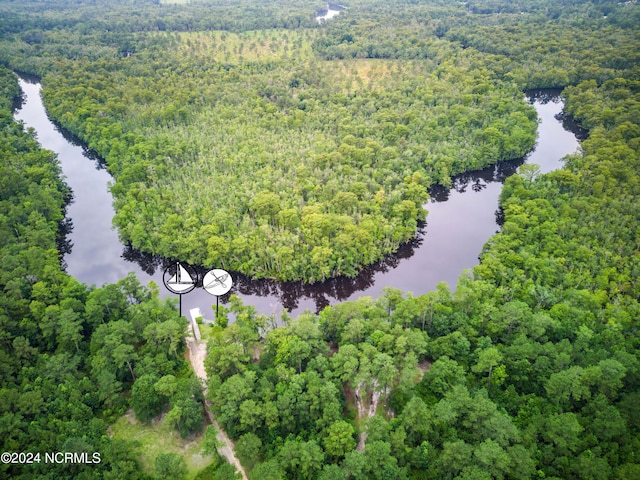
[[17, 75, 108, 274], [429, 156, 525, 203], [526, 88, 589, 141], [228, 226, 425, 312], [16, 74, 78, 270], [11, 90, 25, 113], [56, 217, 74, 260], [525, 88, 564, 103], [50, 119, 110, 171], [556, 111, 589, 141], [122, 245, 165, 276], [18, 72, 109, 170], [11, 72, 39, 112]]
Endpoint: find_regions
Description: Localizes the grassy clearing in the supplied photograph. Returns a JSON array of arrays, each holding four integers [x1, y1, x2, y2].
[[335, 58, 396, 82], [174, 29, 317, 62], [110, 409, 214, 479]]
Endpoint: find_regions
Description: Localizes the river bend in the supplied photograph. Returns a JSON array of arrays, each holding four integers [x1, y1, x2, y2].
[[14, 79, 580, 318]]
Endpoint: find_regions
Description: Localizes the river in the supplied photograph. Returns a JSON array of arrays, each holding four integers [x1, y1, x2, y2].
[[14, 78, 581, 319], [316, 4, 343, 23]]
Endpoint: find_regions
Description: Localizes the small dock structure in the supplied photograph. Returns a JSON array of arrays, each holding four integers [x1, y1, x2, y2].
[[189, 307, 203, 341]]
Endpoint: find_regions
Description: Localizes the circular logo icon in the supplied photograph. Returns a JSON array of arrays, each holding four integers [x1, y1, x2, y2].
[[163, 262, 197, 295], [203, 269, 233, 296]]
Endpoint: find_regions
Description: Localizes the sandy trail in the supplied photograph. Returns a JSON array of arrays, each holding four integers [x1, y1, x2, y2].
[[186, 334, 248, 480]]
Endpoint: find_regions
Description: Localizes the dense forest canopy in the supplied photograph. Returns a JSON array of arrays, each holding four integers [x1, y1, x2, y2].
[[0, 0, 639, 479], [0, 0, 545, 282]]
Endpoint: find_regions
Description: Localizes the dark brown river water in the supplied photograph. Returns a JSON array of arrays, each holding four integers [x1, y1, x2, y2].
[[15, 78, 581, 319]]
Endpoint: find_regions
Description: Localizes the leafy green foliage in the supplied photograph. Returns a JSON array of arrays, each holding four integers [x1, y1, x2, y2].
[[155, 452, 187, 480], [165, 377, 205, 438], [1, 0, 639, 478]]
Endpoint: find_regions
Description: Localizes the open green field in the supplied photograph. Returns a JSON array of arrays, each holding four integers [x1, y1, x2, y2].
[[172, 29, 316, 62], [110, 410, 214, 479]]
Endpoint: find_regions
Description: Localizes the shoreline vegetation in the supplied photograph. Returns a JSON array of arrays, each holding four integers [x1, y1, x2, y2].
[[1, 0, 639, 479]]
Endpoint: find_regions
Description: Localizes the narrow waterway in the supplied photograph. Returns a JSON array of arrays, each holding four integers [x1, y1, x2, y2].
[[15, 78, 581, 319]]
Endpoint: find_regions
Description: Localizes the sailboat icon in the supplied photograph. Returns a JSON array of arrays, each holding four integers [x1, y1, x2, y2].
[[164, 262, 197, 294]]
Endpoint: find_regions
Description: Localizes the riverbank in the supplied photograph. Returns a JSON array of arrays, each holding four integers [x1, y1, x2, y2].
[[14, 77, 579, 317]]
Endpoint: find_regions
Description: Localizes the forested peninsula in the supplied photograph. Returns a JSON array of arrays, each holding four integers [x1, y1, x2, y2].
[[1, 0, 639, 479]]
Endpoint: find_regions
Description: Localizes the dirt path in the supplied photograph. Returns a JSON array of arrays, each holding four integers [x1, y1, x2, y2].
[[185, 334, 249, 480]]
